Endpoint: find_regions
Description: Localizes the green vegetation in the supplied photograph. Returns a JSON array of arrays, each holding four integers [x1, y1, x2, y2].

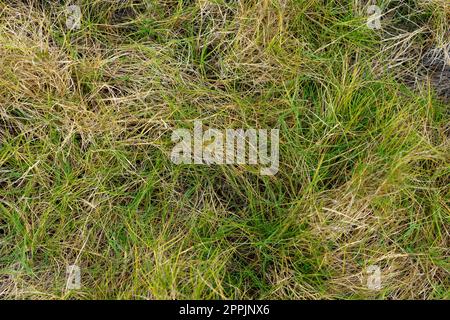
[[0, 0, 448, 299]]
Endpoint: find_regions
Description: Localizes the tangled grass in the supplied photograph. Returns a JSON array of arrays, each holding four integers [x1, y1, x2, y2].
[[0, 0, 448, 299]]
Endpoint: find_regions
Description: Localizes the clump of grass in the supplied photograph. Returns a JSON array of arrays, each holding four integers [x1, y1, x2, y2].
[[0, 0, 448, 299]]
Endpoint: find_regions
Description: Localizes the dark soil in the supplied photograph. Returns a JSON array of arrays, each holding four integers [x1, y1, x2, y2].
[[422, 47, 450, 103]]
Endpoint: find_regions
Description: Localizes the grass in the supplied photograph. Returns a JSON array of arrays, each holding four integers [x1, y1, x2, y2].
[[0, 0, 448, 299]]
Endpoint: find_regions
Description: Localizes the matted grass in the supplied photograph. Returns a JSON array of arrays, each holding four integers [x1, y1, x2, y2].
[[0, 0, 448, 299]]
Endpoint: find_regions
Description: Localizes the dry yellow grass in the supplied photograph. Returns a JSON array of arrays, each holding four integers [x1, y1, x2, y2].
[[0, 0, 448, 299]]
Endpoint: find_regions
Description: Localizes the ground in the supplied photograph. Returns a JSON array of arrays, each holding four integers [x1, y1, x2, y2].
[[0, 0, 449, 299]]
